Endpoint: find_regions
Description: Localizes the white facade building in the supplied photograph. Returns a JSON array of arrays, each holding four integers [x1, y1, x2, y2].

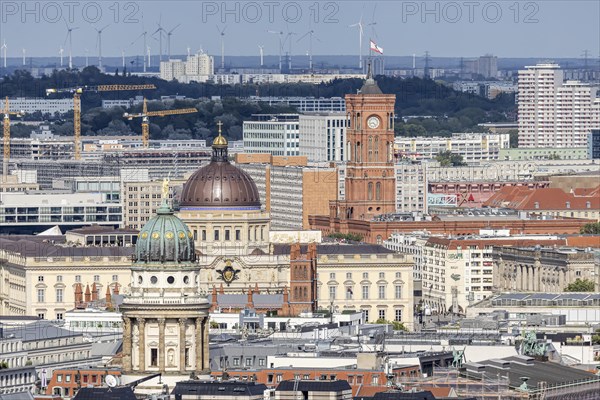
[[7, 98, 73, 115], [299, 113, 348, 163], [518, 64, 600, 148], [243, 114, 300, 156], [159, 52, 214, 82], [395, 133, 510, 162], [394, 162, 429, 213]]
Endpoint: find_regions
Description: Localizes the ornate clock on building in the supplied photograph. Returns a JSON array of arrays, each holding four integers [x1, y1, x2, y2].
[[367, 116, 380, 129]]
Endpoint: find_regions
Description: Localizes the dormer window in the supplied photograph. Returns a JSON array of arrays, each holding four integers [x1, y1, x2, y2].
[[566, 202, 570, 209]]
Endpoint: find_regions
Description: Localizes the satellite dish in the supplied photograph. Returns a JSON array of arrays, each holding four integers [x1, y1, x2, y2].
[[105, 375, 118, 388]]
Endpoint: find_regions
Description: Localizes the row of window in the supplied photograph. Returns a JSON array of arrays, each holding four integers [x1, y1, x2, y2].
[[38, 275, 118, 283], [327, 285, 404, 300], [331, 272, 402, 280]]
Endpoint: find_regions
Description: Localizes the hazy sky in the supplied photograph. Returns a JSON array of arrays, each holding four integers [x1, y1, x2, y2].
[[0, 1, 598, 59]]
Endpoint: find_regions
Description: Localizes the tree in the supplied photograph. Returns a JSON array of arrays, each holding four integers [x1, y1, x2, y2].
[[580, 222, 600, 234], [375, 318, 407, 331], [547, 152, 561, 160], [435, 151, 466, 166], [508, 129, 519, 148], [564, 278, 596, 292]]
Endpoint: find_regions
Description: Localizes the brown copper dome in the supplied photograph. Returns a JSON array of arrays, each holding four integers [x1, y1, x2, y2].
[[179, 131, 261, 210]]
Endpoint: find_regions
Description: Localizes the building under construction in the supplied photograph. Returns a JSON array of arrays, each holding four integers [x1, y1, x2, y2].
[[397, 356, 600, 399]]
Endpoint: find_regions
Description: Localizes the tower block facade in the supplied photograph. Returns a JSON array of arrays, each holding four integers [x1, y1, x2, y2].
[[334, 69, 397, 221]]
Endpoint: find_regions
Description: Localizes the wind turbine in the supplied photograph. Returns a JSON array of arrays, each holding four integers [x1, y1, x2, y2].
[[147, 46, 151, 68], [187, 46, 191, 58], [1, 41, 7, 69], [84, 48, 89, 67], [258, 45, 264, 67], [166, 24, 181, 60], [64, 20, 79, 69], [94, 24, 110, 69], [216, 25, 226, 70], [59, 47, 64, 67], [297, 29, 319, 71], [349, 15, 364, 69], [121, 49, 125, 68], [22, 48, 26, 66], [131, 26, 148, 72], [284, 27, 297, 70], [267, 30, 284, 71], [152, 17, 166, 62]]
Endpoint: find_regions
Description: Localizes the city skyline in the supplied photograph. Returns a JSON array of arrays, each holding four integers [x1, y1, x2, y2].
[[0, 1, 598, 60]]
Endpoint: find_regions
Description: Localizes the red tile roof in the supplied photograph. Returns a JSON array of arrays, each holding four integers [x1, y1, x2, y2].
[[484, 185, 600, 211]]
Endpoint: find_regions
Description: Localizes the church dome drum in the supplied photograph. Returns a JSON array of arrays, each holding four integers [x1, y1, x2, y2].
[[179, 128, 261, 211]]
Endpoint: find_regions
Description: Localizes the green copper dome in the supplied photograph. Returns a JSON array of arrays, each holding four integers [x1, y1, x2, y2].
[[134, 202, 196, 264]]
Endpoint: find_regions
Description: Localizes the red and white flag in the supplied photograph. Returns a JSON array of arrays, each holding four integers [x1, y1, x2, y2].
[[370, 40, 383, 55]]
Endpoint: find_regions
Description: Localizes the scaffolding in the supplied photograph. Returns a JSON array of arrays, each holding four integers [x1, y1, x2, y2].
[[394, 367, 600, 400]]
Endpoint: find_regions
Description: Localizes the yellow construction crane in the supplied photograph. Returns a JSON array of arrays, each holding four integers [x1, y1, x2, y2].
[[2, 97, 25, 180], [123, 98, 198, 148], [46, 84, 156, 160]]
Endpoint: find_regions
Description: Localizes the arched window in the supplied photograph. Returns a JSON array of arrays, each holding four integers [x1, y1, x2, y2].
[[368, 136, 373, 162], [368, 182, 373, 200], [294, 287, 298, 300], [356, 142, 361, 162], [374, 137, 379, 161], [376, 182, 381, 200]]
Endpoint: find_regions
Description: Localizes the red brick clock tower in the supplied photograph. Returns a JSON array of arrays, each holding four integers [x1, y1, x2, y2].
[[334, 63, 396, 221]]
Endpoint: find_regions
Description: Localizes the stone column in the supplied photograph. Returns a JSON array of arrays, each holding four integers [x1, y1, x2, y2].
[[158, 318, 166, 372], [203, 317, 210, 372], [179, 318, 187, 373], [138, 318, 146, 372], [195, 317, 202, 372], [123, 317, 133, 372], [516, 265, 522, 291]]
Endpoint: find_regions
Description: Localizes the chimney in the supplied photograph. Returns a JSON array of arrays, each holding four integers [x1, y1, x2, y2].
[[105, 285, 112, 308], [84, 284, 91, 303], [74, 283, 83, 307], [219, 283, 225, 294], [254, 283, 259, 293], [211, 285, 218, 312], [247, 286, 253, 308], [308, 242, 317, 259], [91, 283, 98, 301], [113, 283, 120, 295]]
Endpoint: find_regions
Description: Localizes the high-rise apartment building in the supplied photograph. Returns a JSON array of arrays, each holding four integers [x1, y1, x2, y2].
[[243, 114, 300, 156], [298, 113, 348, 163], [518, 64, 599, 148]]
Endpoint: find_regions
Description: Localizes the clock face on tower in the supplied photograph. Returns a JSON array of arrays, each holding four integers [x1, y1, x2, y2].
[[367, 116, 380, 129]]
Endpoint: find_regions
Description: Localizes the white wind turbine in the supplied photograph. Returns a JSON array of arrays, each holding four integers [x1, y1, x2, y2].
[[84, 48, 89, 67], [1, 41, 7, 69], [267, 29, 284, 71], [152, 17, 166, 62], [95, 24, 110, 69], [216, 25, 226, 70], [297, 29, 319, 71], [284, 27, 297, 70], [349, 15, 364, 69], [147, 46, 151, 68], [131, 26, 148, 72], [64, 20, 79, 69], [258, 45, 264, 67], [22, 48, 26, 66], [166, 24, 181, 60], [59, 47, 64, 67]]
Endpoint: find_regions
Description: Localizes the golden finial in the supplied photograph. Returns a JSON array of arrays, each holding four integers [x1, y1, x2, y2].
[[212, 120, 228, 147]]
